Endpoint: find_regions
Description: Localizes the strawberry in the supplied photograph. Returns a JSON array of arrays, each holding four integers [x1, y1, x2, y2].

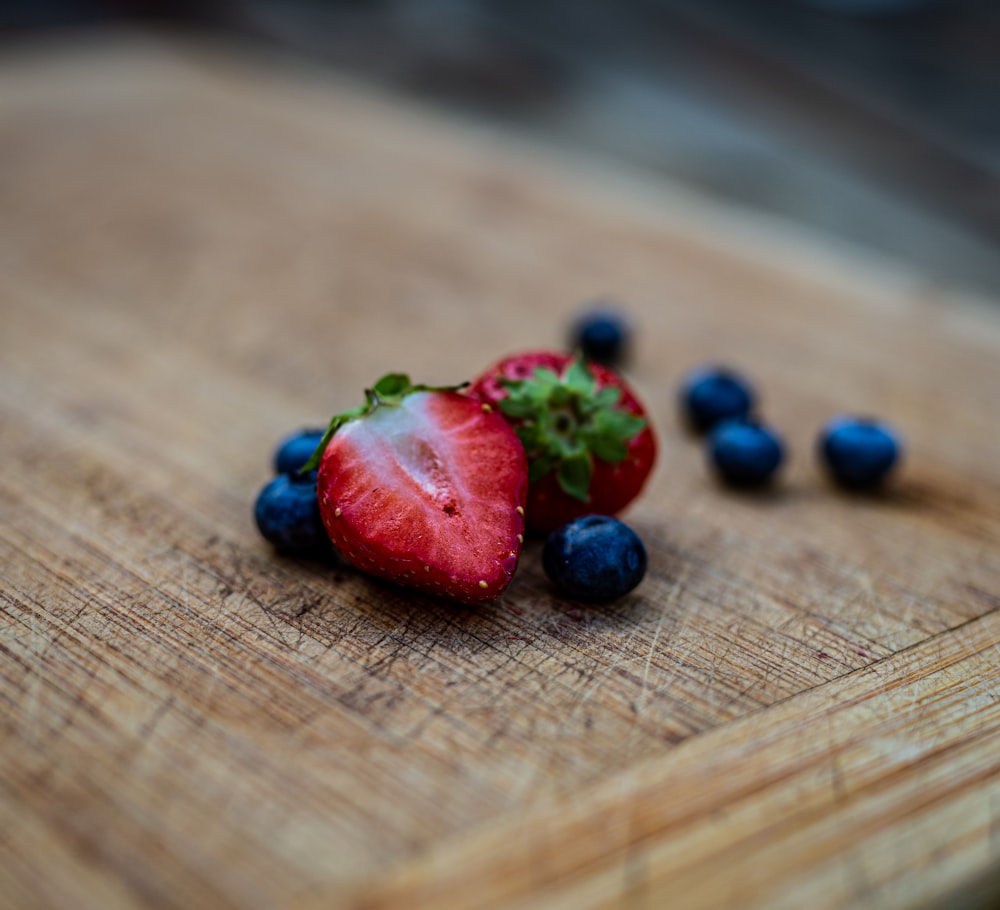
[[302, 374, 528, 604], [469, 351, 656, 534]]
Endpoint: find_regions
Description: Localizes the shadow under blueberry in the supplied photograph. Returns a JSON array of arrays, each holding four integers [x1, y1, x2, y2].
[[707, 476, 799, 505], [820, 474, 970, 516]]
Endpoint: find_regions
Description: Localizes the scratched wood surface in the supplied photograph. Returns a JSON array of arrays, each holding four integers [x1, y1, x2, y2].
[[1, 33, 999, 910]]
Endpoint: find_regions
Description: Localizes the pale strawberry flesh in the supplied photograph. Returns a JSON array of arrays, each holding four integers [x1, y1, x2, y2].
[[317, 391, 527, 604]]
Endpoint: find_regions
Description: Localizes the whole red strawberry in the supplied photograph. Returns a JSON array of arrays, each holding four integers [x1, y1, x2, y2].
[[469, 351, 656, 534], [302, 374, 528, 604]]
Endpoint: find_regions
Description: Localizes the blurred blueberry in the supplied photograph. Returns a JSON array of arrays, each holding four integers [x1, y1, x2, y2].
[[680, 365, 755, 433], [709, 418, 785, 487], [274, 426, 325, 475], [254, 472, 330, 555], [570, 306, 630, 366], [543, 515, 647, 601], [819, 416, 902, 489]]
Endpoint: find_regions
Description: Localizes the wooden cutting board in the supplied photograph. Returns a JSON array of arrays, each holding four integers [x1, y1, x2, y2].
[[2, 33, 999, 910]]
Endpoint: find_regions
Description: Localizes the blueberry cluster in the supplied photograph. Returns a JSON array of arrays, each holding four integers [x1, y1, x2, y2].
[[546, 308, 904, 605], [679, 366, 785, 487], [253, 427, 332, 556], [679, 365, 902, 490]]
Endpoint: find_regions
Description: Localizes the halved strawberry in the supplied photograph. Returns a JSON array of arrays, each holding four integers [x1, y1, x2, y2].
[[469, 351, 656, 534], [302, 374, 528, 604]]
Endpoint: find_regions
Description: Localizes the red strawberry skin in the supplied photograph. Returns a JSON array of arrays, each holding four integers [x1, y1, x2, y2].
[[317, 390, 528, 604], [469, 351, 656, 534]]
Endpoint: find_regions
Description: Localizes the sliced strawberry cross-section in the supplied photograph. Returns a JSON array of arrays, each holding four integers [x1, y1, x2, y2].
[[304, 374, 528, 604]]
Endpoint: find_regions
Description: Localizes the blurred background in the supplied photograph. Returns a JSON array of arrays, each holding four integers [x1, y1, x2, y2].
[[3, 0, 1000, 297]]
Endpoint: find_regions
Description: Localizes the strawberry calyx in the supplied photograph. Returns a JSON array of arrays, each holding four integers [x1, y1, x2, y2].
[[300, 373, 467, 473], [498, 358, 647, 502]]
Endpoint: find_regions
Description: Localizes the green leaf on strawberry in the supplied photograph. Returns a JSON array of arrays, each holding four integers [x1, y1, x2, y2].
[[557, 452, 593, 503], [496, 357, 646, 501]]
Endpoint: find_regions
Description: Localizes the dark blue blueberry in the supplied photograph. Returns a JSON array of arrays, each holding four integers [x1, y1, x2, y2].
[[708, 418, 785, 487], [680, 365, 755, 433], [274, 427, 326, 475], [254, 473, 330, 555], [819, 416, 902, 489], [542, 515, 647, 601], [570, 307, 630, 366]]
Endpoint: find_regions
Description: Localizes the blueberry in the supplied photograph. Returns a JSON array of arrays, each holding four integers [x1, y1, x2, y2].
[[254, 473, 330, 555], [570, 307, 630, 366], [542, 515, 647, 601], [274, 427, 326, 475], [819, 416, 901, 489], [680, 365, 755, 433], [708, 418, 785, 487]]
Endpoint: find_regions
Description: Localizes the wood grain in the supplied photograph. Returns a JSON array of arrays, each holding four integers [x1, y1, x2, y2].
[[1, 32, 999, 910]]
